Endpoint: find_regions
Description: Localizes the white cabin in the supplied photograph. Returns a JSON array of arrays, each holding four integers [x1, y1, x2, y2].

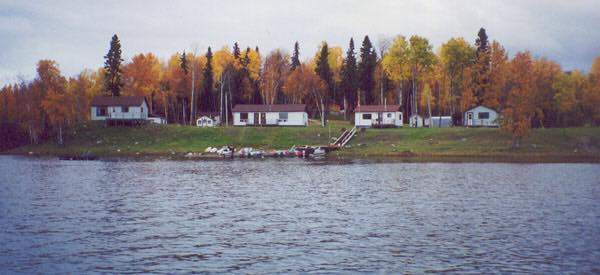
[[91, 96, 149, 121], [354, 105, 403, 128], [409, 115, 424, 128], [464, 106, 499, 127], [232, 104, 308, 126]]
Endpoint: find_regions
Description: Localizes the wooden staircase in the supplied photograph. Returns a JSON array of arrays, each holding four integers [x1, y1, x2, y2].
[[331, 126, 357, 148]]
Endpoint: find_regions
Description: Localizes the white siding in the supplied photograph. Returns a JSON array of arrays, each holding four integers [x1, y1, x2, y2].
[[233, 112, 246, 126], [277, 112, 307, 126], [148, 117, 167, 124], [90, 101, 148, 121], [409, 115, 424, 127], [234, 111, 307, 126], [426, 116, 452, 127], [91, 106, 107, 120], [464, 106, 498, 127], [355, 112, 373, 127], [234, 112, 257, 126], [196, 116, 214, 127], [354, 112, 403, 128]]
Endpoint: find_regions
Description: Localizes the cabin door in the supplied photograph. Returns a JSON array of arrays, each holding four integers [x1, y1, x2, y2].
[[253, 113, 258, 125], [467, 112, 473, 126], [260, 113, 266, 125], [377, 112, 383, 125]]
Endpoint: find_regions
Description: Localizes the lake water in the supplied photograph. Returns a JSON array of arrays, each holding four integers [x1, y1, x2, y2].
[[1, 155, 599, 274]]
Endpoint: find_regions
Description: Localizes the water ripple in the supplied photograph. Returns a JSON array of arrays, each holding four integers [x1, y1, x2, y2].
[[0, 156, 599, 273]]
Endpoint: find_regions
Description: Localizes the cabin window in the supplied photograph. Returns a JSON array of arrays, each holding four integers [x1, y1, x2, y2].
[[96, 107, 107, 116], [240, 112, 248, 120], [387, 113, 393, 118], [478, 112, 489, 119], [279, 112, 288, 120], [141, 107, 144, 113], [362, 114, 372, 120], [122, 106, 129, 113]]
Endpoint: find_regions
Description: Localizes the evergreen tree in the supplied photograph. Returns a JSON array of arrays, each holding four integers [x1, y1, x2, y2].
[[474, 27, 491, 104], [291, 41, 301, 71], [103, 34, 124, 96], [242, 47, 251, 69], [233, 42, 241, 60], [201, 47, 214, 112], [315, 42, 333, 93], [340, 38, 358, 112], [180, 51, 188, 75], [252, 46, 263, 104], [315, 42, 333, 124], [475, 27, 489, 57], [358, 35, 377, 104]]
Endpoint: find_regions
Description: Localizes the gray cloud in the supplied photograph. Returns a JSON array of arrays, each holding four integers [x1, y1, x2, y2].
[[1, 0, 599, 86]]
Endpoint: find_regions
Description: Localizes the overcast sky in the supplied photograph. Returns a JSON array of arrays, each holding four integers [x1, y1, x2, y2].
[[1, 0, 599, 86]]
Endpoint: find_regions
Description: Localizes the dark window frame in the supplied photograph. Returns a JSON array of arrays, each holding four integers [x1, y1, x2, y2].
[[240, 112, 249, 120], [362, 113, 372, 120], [96, 107, 107, 116], [279, 112, 288, 120], [478, 112, 490, 119]]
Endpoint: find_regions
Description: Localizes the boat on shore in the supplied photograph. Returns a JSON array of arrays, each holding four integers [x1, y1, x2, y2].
[[199, 145, 330, 159], [313, 146, 327, 156]]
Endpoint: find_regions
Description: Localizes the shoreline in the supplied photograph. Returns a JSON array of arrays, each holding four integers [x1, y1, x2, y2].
[[3, 123, 599, 163], [4, 151, 600, 163]]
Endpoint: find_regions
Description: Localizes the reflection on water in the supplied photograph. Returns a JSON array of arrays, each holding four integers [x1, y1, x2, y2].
[[1, 156, 599, 273]]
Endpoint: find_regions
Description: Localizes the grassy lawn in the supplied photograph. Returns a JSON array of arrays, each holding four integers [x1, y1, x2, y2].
[[337, 126, 600, 159], [8, 120, 600, 160], [10, 120, 352, 156]]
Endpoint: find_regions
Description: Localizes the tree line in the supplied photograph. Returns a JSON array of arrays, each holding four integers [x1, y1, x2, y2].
[[1, 29, 600, 149]]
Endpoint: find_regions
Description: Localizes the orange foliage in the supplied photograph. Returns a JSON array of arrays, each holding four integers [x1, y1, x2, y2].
[[484, 41, 508, 110], [502, 51, 535, 147], [123, 53, 161, 112], [459, 67, 477, 112], [284, 64, 313, 104]]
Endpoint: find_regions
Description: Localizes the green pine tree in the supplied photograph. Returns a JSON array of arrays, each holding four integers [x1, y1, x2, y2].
[[340, 38, 358, 111], [474, 27, 491, 104], [358, 35, 377, 104], [233, 42, 241, 60], [103, 34, 124, 96], [201, 47, 214, 112], [242, 47, 251, 69], [291, 41, 301, 71], [180, 51, 189, 75], [476, 27, 489, 57], [315, 42, 333, 93]]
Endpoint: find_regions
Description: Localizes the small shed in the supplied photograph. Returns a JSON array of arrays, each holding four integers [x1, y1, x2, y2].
[[426, 116, 452, 128], [464, 106, 499, 127], [409, 115, 424, 128], [148, 116, 167, 124], [354, 105, 403, 128], [196, 116, 216, 127]]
